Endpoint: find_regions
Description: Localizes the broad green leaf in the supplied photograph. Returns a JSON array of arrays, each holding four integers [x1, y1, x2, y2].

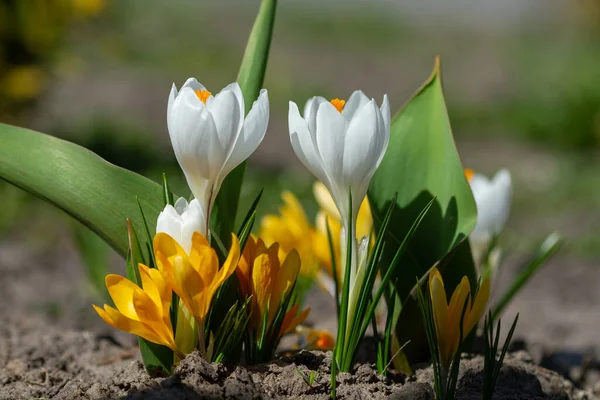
[[368, 57, 478, 364], [211, 0, 278, 250], [0, 124, 165, 259], [71, 221, 110, 302]]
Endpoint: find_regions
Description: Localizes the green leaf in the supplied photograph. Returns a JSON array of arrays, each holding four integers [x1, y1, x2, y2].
[[368, 57, 478, 364], [70, 222, 110, 302], [0, 124, 165, 259], [210, 0, 278, 251]]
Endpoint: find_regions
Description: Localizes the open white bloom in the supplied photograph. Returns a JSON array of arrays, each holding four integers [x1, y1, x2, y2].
[[167, 78, 269, 225], [156, 197, 206, 254], [288, 90, 390, 226], [288, 90, 390, 310], [467, 168, 512, 246]]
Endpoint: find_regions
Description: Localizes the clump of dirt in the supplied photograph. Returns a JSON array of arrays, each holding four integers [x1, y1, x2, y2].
[[0, 319, 594, 400]]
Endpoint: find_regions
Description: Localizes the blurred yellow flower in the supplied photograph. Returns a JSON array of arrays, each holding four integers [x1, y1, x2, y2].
[[153, 231, 239, 352], [260, 191, 321, 278], [297, 326, 336, 351], [313, 181, 373, 278], [2, 66, 44, 101], [93, 263, 182, 358], [260, 182, 374, 294], [71, 0, 105, 17], [429, 267, 490, 368], [236, 236, 310, 337]]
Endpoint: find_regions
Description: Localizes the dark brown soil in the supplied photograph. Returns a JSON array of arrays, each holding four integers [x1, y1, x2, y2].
[[0, 313, 593, 400]]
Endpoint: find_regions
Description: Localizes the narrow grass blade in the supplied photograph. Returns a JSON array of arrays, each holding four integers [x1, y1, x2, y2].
[[492, 233, 562, 319]]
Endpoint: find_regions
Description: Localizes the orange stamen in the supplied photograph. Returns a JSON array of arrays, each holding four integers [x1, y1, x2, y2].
[[330, 98, 345, 113], [195, 89, 212, 104], [464, 168, 475, 182]]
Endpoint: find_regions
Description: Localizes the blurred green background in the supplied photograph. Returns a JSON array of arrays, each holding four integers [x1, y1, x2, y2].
[[1, 0, 599, 269]]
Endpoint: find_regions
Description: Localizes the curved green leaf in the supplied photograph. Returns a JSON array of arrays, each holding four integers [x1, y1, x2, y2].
[[211, 0, 278, 249], [368, 57, 478, 364], [0, 123, 164, 259]]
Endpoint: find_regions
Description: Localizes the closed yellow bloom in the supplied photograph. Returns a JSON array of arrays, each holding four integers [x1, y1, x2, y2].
[[429, 267, 490, 368], [153, 231, 240, 327], [93, 264, 181, 357], [237, 236, 310, 337], [260, 191, 321, 278]]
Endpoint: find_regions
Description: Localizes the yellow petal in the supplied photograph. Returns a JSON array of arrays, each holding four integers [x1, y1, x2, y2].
[[172, 254, 206, 321], [313, 182, 340, 220], [138, 264, 162, 310], [153, 232, 188, 264], [279, 304, 311, 338], [146, 267, 171, 322], [272, 249, 300, 315], [216, 234, 240, 288], [446, 276, 471, 361], [465, 276, 490, 335], [106, 274, 140, 321], [94, 304, 166, 348], [192, 245, 219, 291], [133, 288, 176, 348], [356, 198, 373, 241], [188, 231, 211, 267], [252, 253, 274, 326], [428, 268, 449, 364]]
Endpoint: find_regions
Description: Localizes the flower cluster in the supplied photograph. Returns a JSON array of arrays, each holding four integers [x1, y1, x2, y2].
[[92, 76, 495, 384]]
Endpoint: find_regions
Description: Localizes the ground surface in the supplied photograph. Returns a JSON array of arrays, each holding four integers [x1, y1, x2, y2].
[[0, 317, 591, 400]]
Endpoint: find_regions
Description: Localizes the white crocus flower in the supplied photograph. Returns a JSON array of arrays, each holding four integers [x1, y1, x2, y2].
[[467, 169, 512, 262], [289, 91, 389, 226], [167, 78, 269, 230], [288, 90, 390, 305], [156, 197, 206, 254]]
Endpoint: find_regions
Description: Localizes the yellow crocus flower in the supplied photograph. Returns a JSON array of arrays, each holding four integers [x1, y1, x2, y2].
[[236, 236, 310, 337], [429, 267, 490, 368], [93, 263, 182, 358], [260, 191, 321, 278], [153, 231, 240, 354]]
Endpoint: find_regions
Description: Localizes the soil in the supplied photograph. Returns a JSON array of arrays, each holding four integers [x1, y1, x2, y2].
[[0, 316, 592, 400]]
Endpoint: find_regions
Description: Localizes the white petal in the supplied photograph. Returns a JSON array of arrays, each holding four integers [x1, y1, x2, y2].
[[315, 101, 348, 187], [167, 83, 178, 117], [206, 88, 242, 157], [380, 94, 391, 146], [342, 99, 381, 201], [171, 106, 219, 205], [174, 197, 189, 215], [221, 89, 269, 177], [342, 90, 370, 121], [303, 96, 328, 134], [180, 77, 207, 92], [156, 204, 183, 246], [374, 96, 390, 167], [181, 199, 207, 248], [471, 169, 512, 238], [289, 101, 329, 184]]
